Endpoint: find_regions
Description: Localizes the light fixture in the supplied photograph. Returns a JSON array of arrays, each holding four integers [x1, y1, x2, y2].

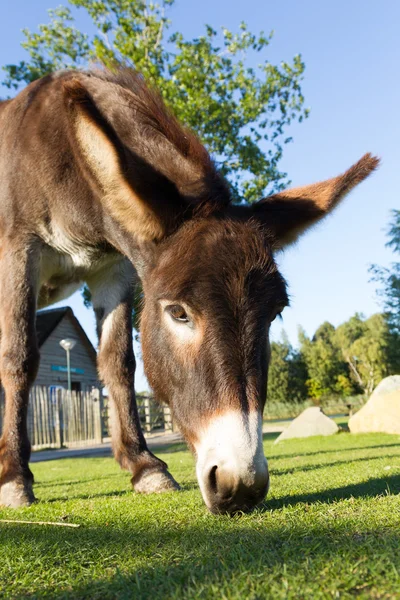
[[59, 338, 77, 395]]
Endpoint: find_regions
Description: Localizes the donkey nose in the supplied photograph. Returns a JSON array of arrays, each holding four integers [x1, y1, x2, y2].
[[204, 463, 269, 514], [194, 410, 269, 513]]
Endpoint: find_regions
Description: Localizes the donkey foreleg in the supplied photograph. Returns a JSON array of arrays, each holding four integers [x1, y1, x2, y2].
[[0, 241, 40, 507], [88, 262, 180, 494]]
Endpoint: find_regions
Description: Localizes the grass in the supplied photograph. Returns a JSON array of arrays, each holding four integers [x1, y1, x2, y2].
[[1, 433, 400, 599]]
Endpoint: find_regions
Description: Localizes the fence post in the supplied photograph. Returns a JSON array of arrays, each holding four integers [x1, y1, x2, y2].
[[163, 405, 173, 433], [92, 388, 103, 444], [143, 396, 152, 433], [55, 389, 64, 449], [99, 390, 104, 444]]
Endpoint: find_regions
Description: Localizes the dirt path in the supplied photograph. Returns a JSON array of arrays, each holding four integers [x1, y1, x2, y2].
[[30, 432, 184, 463]]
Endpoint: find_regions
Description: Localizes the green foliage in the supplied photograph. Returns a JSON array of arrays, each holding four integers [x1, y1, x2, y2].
[[270, 310, 398, 407], [2, 0, 308, 202], [3, 0, 308, 330], [264, 397, 365, 420], [267, 332, 307, 404], [2, 7, 90, 86], [335, 312, 400, 396], [297, 313, 400, 401], [370, 209, 400, 335], [299, 322, 355, 400]]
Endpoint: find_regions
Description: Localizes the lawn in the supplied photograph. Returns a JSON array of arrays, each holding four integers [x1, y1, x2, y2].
[[1, 432, 400, 599]]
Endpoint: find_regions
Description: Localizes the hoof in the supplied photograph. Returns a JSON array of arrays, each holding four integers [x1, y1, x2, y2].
[[0, 481, 36, 508], [133, 469, 180, 494]]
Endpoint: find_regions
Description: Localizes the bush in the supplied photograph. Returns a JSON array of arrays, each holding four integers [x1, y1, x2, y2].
[[264, 394, 367, 420]]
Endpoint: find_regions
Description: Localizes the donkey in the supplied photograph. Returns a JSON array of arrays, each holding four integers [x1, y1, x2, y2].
[[0, 69, 378, 513]]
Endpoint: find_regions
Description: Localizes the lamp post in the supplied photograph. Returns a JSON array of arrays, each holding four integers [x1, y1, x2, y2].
[[59, 338, 77, 396]]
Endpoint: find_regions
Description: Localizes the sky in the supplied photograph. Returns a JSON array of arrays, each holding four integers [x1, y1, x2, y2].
[[0, 0, 399, 391]]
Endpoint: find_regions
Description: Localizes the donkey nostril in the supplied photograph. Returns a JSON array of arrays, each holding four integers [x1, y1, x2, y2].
[[207, 465, 236, 502], [202, 462, 269, 514], [208, 465, 218, 494]]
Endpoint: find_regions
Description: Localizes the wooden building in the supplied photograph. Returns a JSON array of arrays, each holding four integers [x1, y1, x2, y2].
[[35, 307, 100, 391]]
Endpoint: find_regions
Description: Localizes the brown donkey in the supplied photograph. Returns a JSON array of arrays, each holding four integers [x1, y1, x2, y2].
[[0, 70, 378, 513]]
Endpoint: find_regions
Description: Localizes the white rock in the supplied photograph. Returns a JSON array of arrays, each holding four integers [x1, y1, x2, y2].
[[274, 407, 339, 443], [349, 375, 400, 435]]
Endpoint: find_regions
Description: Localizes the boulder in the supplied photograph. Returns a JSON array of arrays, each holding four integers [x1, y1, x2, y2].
[[274, 407, 339, 443], [369, 374, 400, 397], [348, 375, 400, 435]]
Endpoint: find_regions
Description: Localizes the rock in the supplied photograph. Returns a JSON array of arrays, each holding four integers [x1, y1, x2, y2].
[[274, 407, 339, 443], [349, 375, 400, 435], [370, 375, 400, 397]]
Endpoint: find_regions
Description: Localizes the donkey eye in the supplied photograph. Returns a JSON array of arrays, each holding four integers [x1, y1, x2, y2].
[[166, 304, 189, 323]]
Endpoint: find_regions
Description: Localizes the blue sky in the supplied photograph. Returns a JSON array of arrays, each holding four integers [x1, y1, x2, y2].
[[1, 0, 399, 391]]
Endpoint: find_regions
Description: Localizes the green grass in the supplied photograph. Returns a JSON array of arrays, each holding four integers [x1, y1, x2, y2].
[[1, 433, 400, 599]]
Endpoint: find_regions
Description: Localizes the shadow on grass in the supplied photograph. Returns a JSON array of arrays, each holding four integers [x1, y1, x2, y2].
[[262, 474, 400, 511], [272, 452, 400, 477], [268, 441, 400, 461], [33, 438, 400, 504], [262, 432, 281, 442], [36, 472, 123, 489], [43, 481, 198, 503], [44, 489, 132, 503], [38, 462, 400, 510], [337, 421, 350, 431], [3, 487, 400, 600]]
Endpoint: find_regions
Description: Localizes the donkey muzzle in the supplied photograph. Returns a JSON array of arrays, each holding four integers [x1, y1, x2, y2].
[[201, 461, 269, 514], [195, 411, 269, 514]]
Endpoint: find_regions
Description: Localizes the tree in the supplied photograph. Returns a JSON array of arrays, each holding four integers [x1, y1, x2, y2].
[[299, 313, 399, 401], [335, 313, 400, 395], [3, 1, 308, 329], [2, 0, 308, 203], [267, 333, 307, 404], [299, 322, 354, 400], [370, 209, 400, 335]]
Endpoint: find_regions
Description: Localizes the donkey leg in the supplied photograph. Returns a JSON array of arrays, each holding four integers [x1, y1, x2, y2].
[[0, 242, 39, 507], [88, 261, 180, 494]]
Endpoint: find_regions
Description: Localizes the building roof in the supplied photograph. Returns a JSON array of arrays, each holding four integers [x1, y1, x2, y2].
[[36, 307, 97, 360], [36, 307, 69, 347]]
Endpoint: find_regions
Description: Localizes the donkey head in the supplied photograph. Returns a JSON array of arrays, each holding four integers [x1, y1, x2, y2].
[[65, 71, 379, 513], [137, 154, 378, 513]]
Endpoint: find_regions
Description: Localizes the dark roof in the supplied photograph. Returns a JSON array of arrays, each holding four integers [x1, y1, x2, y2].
[[36, 307, 70, 347], [36, 307, 97, 361]]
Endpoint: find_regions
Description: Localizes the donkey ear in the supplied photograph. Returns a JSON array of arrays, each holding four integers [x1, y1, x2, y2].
[[252, 154, 380, 249], [64, 74, 205, 243], [63, 77, 168, 242]]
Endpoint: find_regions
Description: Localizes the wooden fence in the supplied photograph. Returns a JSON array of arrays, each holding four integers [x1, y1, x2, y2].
[[0, 386, 174, 450]]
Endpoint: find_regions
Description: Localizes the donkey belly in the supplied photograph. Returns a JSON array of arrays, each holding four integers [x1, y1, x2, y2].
[[37, 280, 83, 309], [38, 242, 121, 309]]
